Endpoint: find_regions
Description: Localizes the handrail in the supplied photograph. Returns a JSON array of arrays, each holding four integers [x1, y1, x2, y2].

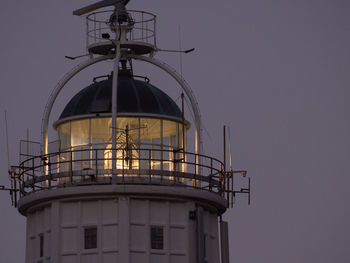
[[85, 9, 157, 50], [16, 143, 226, 198]]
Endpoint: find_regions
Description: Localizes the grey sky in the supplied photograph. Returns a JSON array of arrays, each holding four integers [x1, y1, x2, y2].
[[1, 0, 350, 262]]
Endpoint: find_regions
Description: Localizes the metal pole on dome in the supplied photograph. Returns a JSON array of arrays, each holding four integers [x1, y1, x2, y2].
[[111, 10, 120, 175]]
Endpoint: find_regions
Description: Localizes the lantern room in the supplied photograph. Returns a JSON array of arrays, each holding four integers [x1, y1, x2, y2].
[[53, 70, 190, 177]]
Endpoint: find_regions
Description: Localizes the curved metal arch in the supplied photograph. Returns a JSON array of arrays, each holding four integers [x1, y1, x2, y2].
[[41, 54, 115, 154], [41, 53, 203, 157], [126, 54, 203, 156]]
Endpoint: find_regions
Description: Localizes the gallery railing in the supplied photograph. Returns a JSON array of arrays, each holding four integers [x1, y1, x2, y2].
[[86, 10, 157, 50], [12, 143, 230, 198]]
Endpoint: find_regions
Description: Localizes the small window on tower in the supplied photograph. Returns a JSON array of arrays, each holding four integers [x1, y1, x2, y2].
[[84, 227, 97, 249], [39, 234, 44, 258], [150, 226, 164, 250]]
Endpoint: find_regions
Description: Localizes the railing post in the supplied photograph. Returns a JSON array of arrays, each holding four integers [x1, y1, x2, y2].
[[222, 165, 226, 198], [13, 170, 19, 201], [14, 169, 19, 199], [231, 171, 234, 207], [148, 149, 151, 183], [222, 166, 225, 197], [48, 157, 52, 189], [58, 152, 61, 174], [160, 149, 163, 184], [219, 163, 223, 196], [174, 152, 177, 185], [21, 170, 25, 197], [122, 148, 125, 182], [138, 148, 141, 177], [160, 148, 163, 172], [195, 153, 198, 187], [32, 169, 36, 192], [227, 173, 230, 203], [95, 149, 98, 179], [14, 172, 18, 206], [32, 158, 35, 192], [32, 158, 35, 186], [70, 150, 73, 184], [209, 158, 213, 192]]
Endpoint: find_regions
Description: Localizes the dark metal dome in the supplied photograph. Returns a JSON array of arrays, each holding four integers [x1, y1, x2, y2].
[[59, 72, 182, 120]]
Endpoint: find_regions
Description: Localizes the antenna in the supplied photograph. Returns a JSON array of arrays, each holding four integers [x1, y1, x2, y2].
[[73, 0, 130, 16], [65, 54, 89, 60], [156, 26, 195, 55], [4, 111, 10, 173], [223, 125, 226, 171], [26, 128, 30, 157], [228, 126, 232, 171], [178, 25, 183, 78], [222, 125, 251, 207], [156, 48, 195, 54]]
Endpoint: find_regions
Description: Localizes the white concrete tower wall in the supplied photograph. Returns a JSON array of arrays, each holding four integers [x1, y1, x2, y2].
[[22, 187, 223, 263]]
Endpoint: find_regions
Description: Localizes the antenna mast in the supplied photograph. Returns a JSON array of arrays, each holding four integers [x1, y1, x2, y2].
[[228, 126, 232, 171], [178, 25, 183, 78], [4, 111, 10, 172]]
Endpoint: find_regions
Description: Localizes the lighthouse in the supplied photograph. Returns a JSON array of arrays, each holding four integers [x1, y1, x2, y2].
[[3, 1, 250, 263]]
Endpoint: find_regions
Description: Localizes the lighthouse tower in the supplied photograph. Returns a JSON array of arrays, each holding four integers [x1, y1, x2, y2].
[[4, 1, 250, 263]]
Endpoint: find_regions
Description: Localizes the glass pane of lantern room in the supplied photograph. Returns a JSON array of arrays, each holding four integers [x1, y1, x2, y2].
[[116, 117, 140, 146], [91, 118, 112, 146], [58, 122, 71, 150], [116, 117, 140, 170], [162, 120, 178, 171], [91, 118, 112, 172], [140, 118, 160, 172], [140, 118, 161, 145], [71, 119, 90, 148], [179, 124, 186, 173], [71, 119, 90, 171], [57, 122, 71, 175], [175, 124, 185, 173]]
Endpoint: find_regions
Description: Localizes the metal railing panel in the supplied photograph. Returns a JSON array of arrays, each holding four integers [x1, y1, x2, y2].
[[17, 143, 227, 198]]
